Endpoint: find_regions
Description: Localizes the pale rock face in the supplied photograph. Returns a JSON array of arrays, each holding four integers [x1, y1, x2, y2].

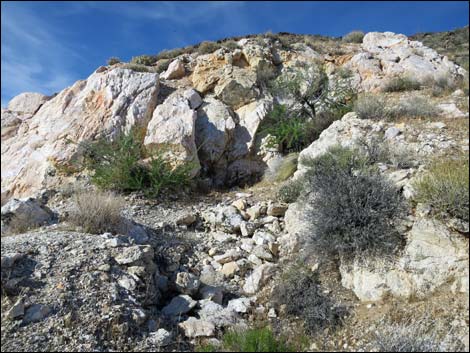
[[229, 98, 273, 160], [161, 59, 186, 80], [196, 98, 236, 166], [144, 90, 200, 177], [340, 218, 469, 301], [214, 67, 259, 109], [7, 92, 50, 115], [345, 31, 466, 91], [1, 68, 159, 199]]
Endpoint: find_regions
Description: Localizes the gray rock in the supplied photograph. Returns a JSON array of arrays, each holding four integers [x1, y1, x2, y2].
[[384, 127, 401, 139], [199, 285, 224, 304], [6, 298, 25, 320], [23, 304, 51, 324], [161, 295, 197, 317]]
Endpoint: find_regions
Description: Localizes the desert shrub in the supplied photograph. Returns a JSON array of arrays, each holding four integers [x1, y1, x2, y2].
[[223, 40, 240, 50], [5, 212, 42, 235], [154, 59, 171, 74], [304, 146, 406, 256], [82, 128, 193, 197], [414, 157, 469, 222], [273, 266, 347, 334], [389, 96, 439, 119], [383, 76, 421, 92], [368, 320, 465, 352], [264, 153, 298, 183], [354, 93, 390, 120], [107, 57, 121, 65], [121, 63, 157, 73], [130, 55, 156, 66], [342, 30, 365, 43], [277, 179, 303, 203], [358, 136, 418, 169], [197, 41, 221, 55], [68, 190, 125, 234], [155, 48, 186, 61]]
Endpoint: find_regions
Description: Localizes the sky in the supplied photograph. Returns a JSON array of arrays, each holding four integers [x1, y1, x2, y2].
[[1, 1, 469, 107]]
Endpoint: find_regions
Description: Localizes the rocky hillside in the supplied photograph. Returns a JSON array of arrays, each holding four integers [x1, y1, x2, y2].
[[1, 29, 469, 352]]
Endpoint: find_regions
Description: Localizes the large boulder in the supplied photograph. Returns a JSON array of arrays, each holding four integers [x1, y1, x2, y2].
[[214, 67, 259, 109], [1, 67, 159, 199], [144, 90, 200, 177]]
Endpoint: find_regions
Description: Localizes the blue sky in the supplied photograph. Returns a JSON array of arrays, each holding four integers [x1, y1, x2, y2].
[[1, 1, 469, 106]]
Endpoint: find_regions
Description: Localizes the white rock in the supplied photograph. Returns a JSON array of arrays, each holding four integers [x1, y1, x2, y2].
[[175, 272, 200, 295], [179, 317, 216, 338], [161, 59, 186, 80], [148, 328, 173, 346], [243, 263, 275, 294]]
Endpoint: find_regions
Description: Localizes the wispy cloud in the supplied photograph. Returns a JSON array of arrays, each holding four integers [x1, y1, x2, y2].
[[1, 3, 84, 106]]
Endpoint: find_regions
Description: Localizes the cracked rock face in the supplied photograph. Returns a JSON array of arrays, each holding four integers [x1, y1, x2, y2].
[[1, 68, 159, 199]]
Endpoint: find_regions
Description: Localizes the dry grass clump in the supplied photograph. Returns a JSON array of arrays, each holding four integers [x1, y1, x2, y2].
[[68, 190, 125, 234]]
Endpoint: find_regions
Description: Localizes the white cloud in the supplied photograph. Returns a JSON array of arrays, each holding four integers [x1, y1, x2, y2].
[[1, 4, 83, 105]]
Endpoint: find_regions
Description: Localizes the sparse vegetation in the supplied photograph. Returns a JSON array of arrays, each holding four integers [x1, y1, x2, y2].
[[390, 95, 439, 119], [355, 94, 438, 120], [383, 76, 421, 92], [264, 153, 298, 182], [414, 156, 469, 222], [121, 63, 158, 73], [130, 55, 156, 66], [197, 327, 297, 352], [354, 93, 390, 120], [273, 266, 347, 334], [4, 212, 43, 235], [68, 189, 125, 234], [342, 30, 365, 43], [368, 320, 465, 352], [107, 57, 121, 65], [303, 146, 406, 257], [82, 127, 193, 197], [197, 41, 221, 55]]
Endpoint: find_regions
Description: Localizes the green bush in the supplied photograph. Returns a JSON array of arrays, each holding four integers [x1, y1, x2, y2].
[[273, 266, 347, 334], [261, 105, 314, 152], [130, 55, 156, 66], [414, 157, 469, 222], [154, 59, 171, 74], [342, 30, 365, 43], [304, 146, 406, 256], [358, 136, 418, 169], [206, 327, 296, 352], [155, 48, 186, 61], [82, 128, 193, 197], [223, 40, 240, 50], [107, 57, 121, 65], [383, 76, 421, 92]]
